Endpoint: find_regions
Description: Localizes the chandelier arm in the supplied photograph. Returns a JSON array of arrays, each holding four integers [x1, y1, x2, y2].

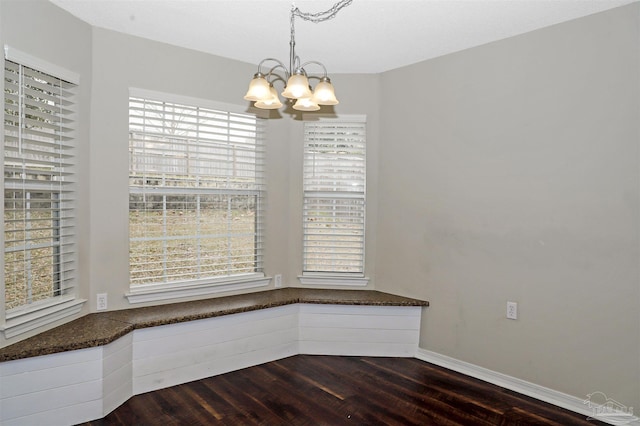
[[258, 60, 290, 90], [266, 69, 288, 84], [258, 58, 289, 77], [298, 60, 328, 78]]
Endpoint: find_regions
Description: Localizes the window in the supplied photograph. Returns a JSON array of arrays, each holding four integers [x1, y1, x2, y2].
[[3, 49, 81, 338], [301, 117, 367, 285], [128, 92, 266, 300]]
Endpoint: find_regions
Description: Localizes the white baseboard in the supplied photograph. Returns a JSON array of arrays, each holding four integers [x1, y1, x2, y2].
[[415, 348, 603, 423]]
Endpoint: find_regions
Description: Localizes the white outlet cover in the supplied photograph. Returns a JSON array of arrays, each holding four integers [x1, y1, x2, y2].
[[97, 293, 108, 310]]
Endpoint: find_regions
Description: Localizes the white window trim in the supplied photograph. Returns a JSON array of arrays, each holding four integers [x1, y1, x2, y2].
[[1, 296, 86, 339], [127, 88, 267, 303], [298, 273, 369, 287], [4, 45, 80, 85], [129, 88, 251, 116], [125, 273, 270, 304], [2, 46, 84, 339]]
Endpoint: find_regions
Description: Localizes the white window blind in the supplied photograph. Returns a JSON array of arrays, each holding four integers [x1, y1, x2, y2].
[[3, 59, 77, 311], [303, 119, 366, 275], [129, 97, 265, 286]]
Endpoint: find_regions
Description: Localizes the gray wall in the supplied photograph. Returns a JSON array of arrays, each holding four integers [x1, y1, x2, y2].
[[1, 0, 638, 413], [88, 28, 278, 310], [0, 1, 380, 350], [377, 2, 639, 409], [0, 0, 93, 344], [88, 28, 381, 311]]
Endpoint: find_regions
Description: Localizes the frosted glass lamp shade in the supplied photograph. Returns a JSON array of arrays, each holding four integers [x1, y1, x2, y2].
[[282, 73, 312, 99], [244, 74, 271, 101], [311, 78, 339, 105], [254, 86, 283, 109], [293, 97, 320, 111]]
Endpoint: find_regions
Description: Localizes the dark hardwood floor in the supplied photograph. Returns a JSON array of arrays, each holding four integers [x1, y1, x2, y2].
[[82, 355, 605, 425]]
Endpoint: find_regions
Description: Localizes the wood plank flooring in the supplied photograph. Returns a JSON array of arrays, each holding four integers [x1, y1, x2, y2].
[[82, 355, 605, 425]]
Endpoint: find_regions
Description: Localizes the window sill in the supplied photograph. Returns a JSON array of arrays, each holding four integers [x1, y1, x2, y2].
[[1, 297, 86, 339], [298, 274, 370, 287], [125, 273, 271, 304]]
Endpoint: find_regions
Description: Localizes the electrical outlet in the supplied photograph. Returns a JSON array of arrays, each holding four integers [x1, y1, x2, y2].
[[97, 293, 108, 311], [274, 274, 282, 288], [506, 301, 518, 320]]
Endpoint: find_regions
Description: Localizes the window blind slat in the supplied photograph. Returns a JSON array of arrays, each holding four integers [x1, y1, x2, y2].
[[3, 135, 75, 152], [4, 115, 75, 134], [18, 65, 76, 90], [3, 92, 76, 117], [4, 126, 74, 143]]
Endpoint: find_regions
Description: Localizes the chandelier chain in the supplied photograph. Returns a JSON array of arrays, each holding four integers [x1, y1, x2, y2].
[[289, 0, 353, 70], [292, 0, 353, 23]]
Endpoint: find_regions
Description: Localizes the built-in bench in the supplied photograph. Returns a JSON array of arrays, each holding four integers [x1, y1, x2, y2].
[[0, 288, 428, 426]]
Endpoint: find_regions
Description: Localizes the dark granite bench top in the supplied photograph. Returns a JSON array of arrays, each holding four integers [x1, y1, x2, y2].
[[0, 288, 428, 362]]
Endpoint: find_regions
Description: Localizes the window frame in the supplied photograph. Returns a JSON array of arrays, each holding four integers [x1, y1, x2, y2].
[[298, 115, 369, 287], [125, 88, 269, 304], [1, 46, 84, 339]]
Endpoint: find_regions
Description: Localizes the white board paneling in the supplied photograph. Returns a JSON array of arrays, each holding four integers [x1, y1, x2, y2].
[[0, 303, 424, 425], [133, 310, 298, 360], [102, 334, 133, 416], [132, 306, 300, 393], [134, 326, 298, 377], [2, 400, 102, 426], [133, 340, 298, 394], [1, 379, 102, 422], [300, 304, 422, 317], [299, 341, 419, 357], [298, 304, 421, 357], [0, 346, 100, 376], [132, 305, 297, 342], [1, 356, 101, 399], [301, 327, 419, 343]]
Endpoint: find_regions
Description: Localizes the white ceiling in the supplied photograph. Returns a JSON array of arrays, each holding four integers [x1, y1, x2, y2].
[[49, 0, 635, 74]]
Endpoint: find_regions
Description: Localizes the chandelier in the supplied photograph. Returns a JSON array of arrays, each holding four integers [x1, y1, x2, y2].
[[243, 0, 352, 111]]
